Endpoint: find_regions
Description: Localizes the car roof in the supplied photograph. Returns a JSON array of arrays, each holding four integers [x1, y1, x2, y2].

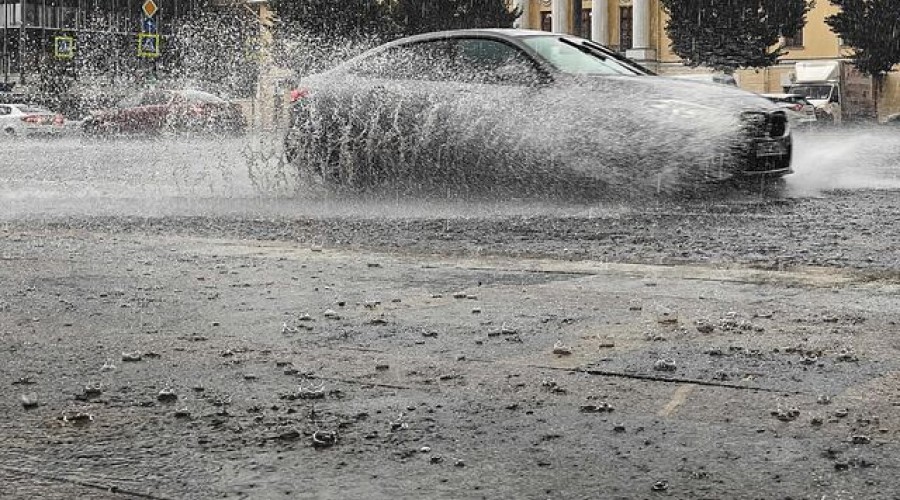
[[761, 93, 805, 99], [349, 28, 652, 76], [384, 28, 564, 49], [397, 28, 550, 43], [0, 103, 49, 110]]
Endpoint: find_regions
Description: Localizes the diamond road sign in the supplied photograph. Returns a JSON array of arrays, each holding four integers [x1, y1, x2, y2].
[[142, 0, 158, 18]]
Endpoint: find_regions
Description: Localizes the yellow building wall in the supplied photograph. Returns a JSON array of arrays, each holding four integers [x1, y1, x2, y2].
[[782, 2, 842, 61], [518, 0, 900, 119], [880, 74, 900, 119]]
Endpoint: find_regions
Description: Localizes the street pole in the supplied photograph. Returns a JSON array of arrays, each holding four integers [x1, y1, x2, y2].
[[3, 0, 9, 86], [19, 0, 26, 85]]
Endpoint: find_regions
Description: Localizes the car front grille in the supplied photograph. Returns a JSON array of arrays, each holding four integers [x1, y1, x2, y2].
[[741, 111, 789, 138]]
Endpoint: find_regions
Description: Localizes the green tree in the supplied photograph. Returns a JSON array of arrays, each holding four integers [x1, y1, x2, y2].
[[826, 0, 900, 89], [389, 0, 521, 36], [268, 0, 521, 76], [267, 0, 394, 74], [170, 4, 261, 98], [660, 0, 813, 72]]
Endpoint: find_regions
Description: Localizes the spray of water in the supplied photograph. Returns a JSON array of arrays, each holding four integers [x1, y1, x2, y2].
[[788, 127, 900, 194], [4, 14, 898, 218], [285, 71, 758, 201]]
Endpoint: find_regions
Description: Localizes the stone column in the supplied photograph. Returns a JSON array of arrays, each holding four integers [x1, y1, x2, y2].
[[516, 0, 531, 30], [591, 0, 608, 45], [626, 0, 656, 61], [551, 0, 570, 34]]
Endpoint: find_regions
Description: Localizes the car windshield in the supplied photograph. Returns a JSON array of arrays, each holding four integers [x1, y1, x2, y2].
[[789, 84, 833, 100], [521, 36, 644, 76]]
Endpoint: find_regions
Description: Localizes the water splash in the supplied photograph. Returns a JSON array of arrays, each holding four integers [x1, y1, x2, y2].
[[788, 127, 900, 194]]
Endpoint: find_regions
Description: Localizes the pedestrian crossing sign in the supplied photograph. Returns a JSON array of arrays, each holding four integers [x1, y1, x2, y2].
[[138, 33, 160, 58], [54, 36, 75, 59]]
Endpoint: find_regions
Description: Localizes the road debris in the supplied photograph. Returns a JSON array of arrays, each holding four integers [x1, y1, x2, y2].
[[157, 387, 178, 402], [581, 402, 614, 413], [653, 359, 677, 372], [121, 351, 142, 362], [312, 430, 337, 448], [20, 393, 38, 409], [552, 340, 573, 356], [651, 480, 669, 491]]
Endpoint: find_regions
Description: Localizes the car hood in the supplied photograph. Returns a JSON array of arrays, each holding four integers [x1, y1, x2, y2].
[[559, 75, 776, 113]]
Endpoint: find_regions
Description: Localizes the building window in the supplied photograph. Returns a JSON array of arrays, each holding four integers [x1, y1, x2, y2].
[[1, 2, 22, 27], [540, 11, 551, 32], [581, 9, 591, 39], [23, 1, 38, 27], [784, 28, 804, 48], [619, 6, 633, 51]]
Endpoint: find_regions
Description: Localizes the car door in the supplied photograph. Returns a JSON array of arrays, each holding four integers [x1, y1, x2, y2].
[[111, 94, 143, 131], [136, 91, 172, 132], [312, 39, 463, 184], [438, 37, 551, 177]]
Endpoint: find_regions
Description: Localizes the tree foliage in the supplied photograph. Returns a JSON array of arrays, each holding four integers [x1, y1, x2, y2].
[[268, 0, 521, 76], [660, 0, 813, 71], [170, 5, 261, 98], [268, 0, 395, 40], [267, 0, 394, 74], [390, 0, 521, 36], [826, 0, 900, 82]]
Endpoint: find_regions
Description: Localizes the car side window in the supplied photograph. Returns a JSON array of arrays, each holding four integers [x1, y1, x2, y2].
[[118, 94, 143, 108], [454, 38, 541, 86], [142, 92, 171, 106], [350, 40, 457, 82]]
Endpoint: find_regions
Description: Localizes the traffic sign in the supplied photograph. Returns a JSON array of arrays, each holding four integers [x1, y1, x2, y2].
[[54, 36, 75, 59], [142, 0, 158, 18], [142, 17, 158, 33], [138, 33, 160, 58]]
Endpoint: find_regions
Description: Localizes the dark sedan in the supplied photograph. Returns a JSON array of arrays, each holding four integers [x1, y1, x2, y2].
[[82, 89, 246, 136], [284, 29, 792, 196]]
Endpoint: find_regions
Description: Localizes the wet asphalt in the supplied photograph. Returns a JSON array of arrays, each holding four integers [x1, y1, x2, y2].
[[0, 131, 898, 499]]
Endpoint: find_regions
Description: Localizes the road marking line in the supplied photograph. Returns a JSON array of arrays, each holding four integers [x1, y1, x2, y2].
[[659, 384, 694, 417]]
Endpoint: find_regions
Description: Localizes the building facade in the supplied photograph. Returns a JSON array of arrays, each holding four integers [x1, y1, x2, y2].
[[515, 0, 900, 118], [1, 1, 211, 91], [0, 0, 262, 119]]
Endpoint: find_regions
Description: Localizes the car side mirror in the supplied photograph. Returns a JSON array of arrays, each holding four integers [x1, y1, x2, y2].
[[494, 62, 547, 87]]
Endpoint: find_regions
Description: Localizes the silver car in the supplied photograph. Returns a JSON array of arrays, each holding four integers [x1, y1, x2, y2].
[[285, 29, 792, 194], [761, 93, 817, 127], [0, 103, 66, 137]]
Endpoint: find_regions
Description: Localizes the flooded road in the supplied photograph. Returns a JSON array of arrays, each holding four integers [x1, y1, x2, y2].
[[1, 130, 899, 499], [2, 128, 899, 218]]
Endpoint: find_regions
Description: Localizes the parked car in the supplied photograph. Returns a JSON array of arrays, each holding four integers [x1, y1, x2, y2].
[[0, 103, 65, 137], [81, 89, 246, 136], [883, 113, 900, 126], [284, 29, 791, 194], [669, 73, 738, 86], [760, 93, 817, 127]]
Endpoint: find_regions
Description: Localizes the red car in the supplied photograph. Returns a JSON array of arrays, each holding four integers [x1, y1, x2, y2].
[[82, 89, 246, 135]]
